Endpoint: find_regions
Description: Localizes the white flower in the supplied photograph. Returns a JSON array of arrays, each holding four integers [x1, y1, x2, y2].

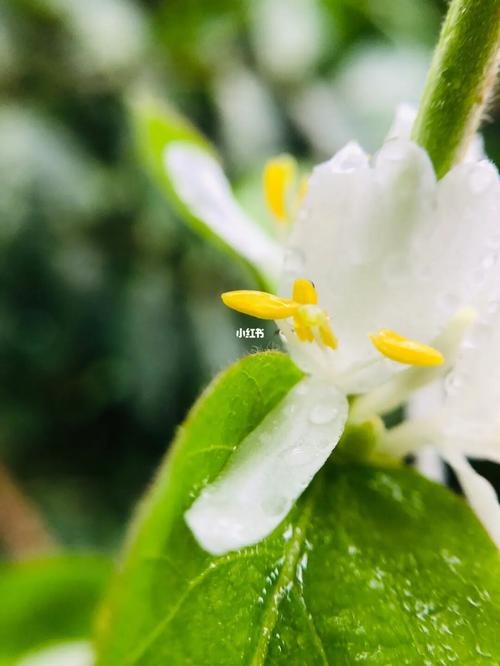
[[164, 143, 285, 285], [380, 284, 500, 547], [18, 642, 93, 666], [166, 108, 500, 555]]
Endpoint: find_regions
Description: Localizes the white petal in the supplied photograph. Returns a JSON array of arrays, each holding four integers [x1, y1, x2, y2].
[[442, 291, 500, 458], [18, 642, 93, 666], [384, 103, 416, 142], [415, 447, 446, 484], [185, 376, 348, 555], [443, 450, 500, 548], [384, 104, 484, 163], [284, 139, 500, 391], [164, 142, 282, 282]]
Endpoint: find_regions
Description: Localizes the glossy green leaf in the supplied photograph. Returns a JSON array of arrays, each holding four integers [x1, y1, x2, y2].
[[96, 352, 500, 665], [0, 554, 111, 665]]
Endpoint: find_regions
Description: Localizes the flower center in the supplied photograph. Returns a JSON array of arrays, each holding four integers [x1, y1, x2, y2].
[[221, 278, 444, 367]]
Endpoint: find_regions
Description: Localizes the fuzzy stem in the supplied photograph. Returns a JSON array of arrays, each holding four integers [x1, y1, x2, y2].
[[412, 0, 500, 178]]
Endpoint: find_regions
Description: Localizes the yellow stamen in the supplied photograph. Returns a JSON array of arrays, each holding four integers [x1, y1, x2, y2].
[[263, 155, 296, 222], [221, 278, 337, 349], [292, 278, 317, 305], [319, 320, 338, 349], [221, 290, 298, 320], [369, 329, 444, 367], [293, 315, 314, 342]]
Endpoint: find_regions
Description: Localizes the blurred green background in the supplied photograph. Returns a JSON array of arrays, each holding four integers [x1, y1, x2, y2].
[[0, 0, 499, 560]]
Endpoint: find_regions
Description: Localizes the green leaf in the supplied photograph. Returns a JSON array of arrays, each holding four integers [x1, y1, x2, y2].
[[0, 554, 111, 664], [96, 352, 500, 665]]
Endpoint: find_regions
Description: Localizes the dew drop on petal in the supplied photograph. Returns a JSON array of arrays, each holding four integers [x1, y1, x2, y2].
[[309, 402, 339, 425], [469, 168, 494, 194], [438, 291, 460, 312], [286, 444, 311, 466], [283, 247, 305, 275], [261, 495, 288, 517], [444, 372, 462, 396]]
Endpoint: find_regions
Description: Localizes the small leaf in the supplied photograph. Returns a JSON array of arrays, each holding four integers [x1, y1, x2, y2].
[[129, 95, 281, 286], [0, 555, 111, 665], [96, 352, 500, 665]]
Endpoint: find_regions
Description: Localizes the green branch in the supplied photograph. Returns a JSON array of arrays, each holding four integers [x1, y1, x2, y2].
[[412, 0, 500, 178]]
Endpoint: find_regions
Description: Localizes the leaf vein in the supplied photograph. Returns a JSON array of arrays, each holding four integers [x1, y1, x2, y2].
[[248, 484, 319, 666]]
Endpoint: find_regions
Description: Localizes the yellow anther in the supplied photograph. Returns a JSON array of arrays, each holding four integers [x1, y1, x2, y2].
[[293, 278, 317, 305], [221, 277, 337, 349], [221, 290, 298, 320], [369, 329, 444, 367], [294, 315, 314, 342], [263, 155, 296, 222], [319, 320, 338, 349]]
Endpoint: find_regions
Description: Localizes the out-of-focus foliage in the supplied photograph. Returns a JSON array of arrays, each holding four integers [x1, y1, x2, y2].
[[0, 554, 111, 664], [0, 0, 498, 553]]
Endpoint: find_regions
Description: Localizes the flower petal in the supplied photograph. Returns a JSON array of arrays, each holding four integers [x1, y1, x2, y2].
[[284, 138, 500, 391], [164, 142, 283, 283], [442, 450, 500, 548], [185, 376, 348, 555], [415, 447, 446, 484], [384, 103, 416, 141], [442, 288, 500, 459]]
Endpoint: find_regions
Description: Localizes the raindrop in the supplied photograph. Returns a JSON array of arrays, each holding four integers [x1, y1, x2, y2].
[[469, 168, 494, 194], [444, 372, 462, 396], [283, 247, 305, 275], [286, 444, 310, 466], [262, 495, 288, 517], [438, 291, 460, 312], [309, 403, 338, 425]]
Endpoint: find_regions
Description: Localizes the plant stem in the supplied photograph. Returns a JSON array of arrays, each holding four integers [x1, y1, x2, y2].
[[0, 462, 57, 558], [412, 0, 500, 178]]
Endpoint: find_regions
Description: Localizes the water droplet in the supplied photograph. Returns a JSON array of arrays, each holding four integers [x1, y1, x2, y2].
[[286, 443, 310, 466], [295, 381, 309, 396], [438, 292, 460, 312], [444, 372, 462, 396], [309, 403, 338, 425], [476, 645, 492, 658], [467, 596, 481, 608], [283, 248, 305, 275], [470, 168, 494, 194], [262, 495, 288, 516]]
